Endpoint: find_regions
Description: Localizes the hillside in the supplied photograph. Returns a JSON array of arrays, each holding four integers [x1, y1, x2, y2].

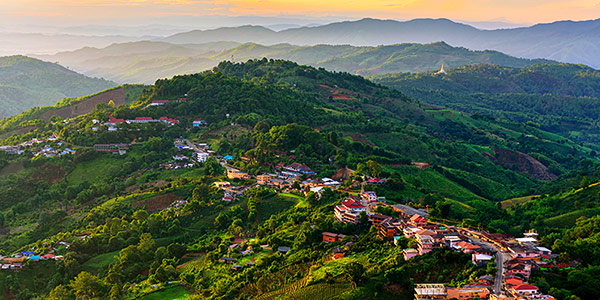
[[0, 59, 597, 300], [38, 41, 551, 84], [159, 18, 600, 68], [0, 56, 117, 118], [372, 63, 600, 148]]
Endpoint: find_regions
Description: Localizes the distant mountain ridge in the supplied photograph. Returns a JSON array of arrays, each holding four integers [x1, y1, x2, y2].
[[37, 40, 553, 84], [0, 55, 117, 118], [160, 17, 600, 68]]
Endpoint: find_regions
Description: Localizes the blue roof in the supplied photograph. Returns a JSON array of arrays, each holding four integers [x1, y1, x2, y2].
[[22, 251, 34, 255], [29, 255, 41, 260], [223, 155, 234, 160]]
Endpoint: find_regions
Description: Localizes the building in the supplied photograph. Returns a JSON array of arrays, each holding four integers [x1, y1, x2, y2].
[[214, 182, 231, 189], [446, 287, 489, 300], [378, 217, 401, 240], [257, 174, 271, 185], [409, 214, 428, 227], [416, 234, 434, 255], [403, 248, 418, 261], [414, 284, 446, 300], [93, 144, 129, 152], [322, 232, 346, 243], [332, 248, 345, 260], [193, 120, 207, 127], [283, 163, 315, 175], [151, 100, 170, 106], [227, 168, 251, 180], [472, 253, 493, 266], [334, 198, 366, 224]]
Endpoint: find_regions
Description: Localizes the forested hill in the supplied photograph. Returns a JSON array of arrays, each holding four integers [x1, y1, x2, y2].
[[0, 56, 117, 118], [0, 59, 598, 299], [372, 63, 600, 148], [36, 41, 552, 84]]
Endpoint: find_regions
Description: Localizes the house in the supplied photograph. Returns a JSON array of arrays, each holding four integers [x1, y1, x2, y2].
[[193, 120, 207, 127], [151, 100, 170, 106], [94, 144, 129, 152], [223, 155, 234, 161], [444, 235, 462, 248], [446, 287, 490, 300], [416, 234, 434, 255], [232, 264, 243, 271], [214, 182, 231, 188], [403, 226, 421, 239], [536, 246, 552, 256], [472, 253, 493, 266], [414, 283, 446, 300], [173, 154, 188, 161], [228, 244, 242, 252], [322, 232, 346, 243], [454, 241, 482, 254], [194, 152, 210, 162], [219, 257, 235, 264], [277, 247, 291, 254], [227, 168, 251, 180], [409, 214, 428, 227], [105, 116, 125, 125], [378, 217, 401, 240], [283, 163, 314, 175], [478, 275, 494, 285], [411, 162, 430, 170], [334, 198, 366, 224], [403, 248, 418, 261], [257, 174, 271, 185], [505, 275, 524, 287], [332, 248, 345, 260], [512, 284, 539, 296]]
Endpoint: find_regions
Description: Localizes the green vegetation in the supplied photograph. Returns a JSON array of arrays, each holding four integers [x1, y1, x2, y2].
[[0, 59, 598, 300], [373, 63, 600, 148], [0, 55, 117, 118]]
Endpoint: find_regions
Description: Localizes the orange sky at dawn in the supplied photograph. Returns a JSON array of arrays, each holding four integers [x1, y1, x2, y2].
[[1, 0, 599, 24]]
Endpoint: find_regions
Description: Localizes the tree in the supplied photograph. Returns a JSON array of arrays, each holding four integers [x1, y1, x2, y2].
[[47, 285, 74, 300], [70, 271, 107, 299], [367, 160, 382, 178], [344, 262, 365, 287]]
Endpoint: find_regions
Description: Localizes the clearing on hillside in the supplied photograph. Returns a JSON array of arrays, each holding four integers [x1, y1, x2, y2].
[[39, 87, 127, 121]]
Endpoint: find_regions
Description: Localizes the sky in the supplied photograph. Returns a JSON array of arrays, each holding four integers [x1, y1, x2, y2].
[[1, 0, 599, 30]]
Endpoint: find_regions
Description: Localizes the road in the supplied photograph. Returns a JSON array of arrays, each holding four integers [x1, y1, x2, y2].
[[463, 231, 509, 295]]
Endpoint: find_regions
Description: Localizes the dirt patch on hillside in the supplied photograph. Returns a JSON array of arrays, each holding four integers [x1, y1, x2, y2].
[[347, 134, 377, 147], [132, 192, 181, 212], [483, 148, 557, 181], [0, 125, 35, 140], [39, 87, 126, 121], [0, 162, 24, 178], [26, 164, 65, 184]]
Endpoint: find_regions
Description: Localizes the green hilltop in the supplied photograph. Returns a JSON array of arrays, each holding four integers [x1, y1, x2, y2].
[[0, 59, 598, 299], [0, 55, 117, 118], [36, 41, 553, 84]]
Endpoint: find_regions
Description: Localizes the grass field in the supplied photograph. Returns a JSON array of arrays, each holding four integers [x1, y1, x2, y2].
[[543, 207, 600, 228], [67, 155, 126, 184], [257, 195, 296, 223], [137, 286, 191, 300], [82, 250, 120, 275]]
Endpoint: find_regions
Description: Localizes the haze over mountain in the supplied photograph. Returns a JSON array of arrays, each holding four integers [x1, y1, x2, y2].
[[0, 56, 117, 118], [160, 18, 600, 69], [37, 40, 552, 84]]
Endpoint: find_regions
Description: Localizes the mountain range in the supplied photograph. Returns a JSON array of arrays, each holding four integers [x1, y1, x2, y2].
[[159, 18, 600, 69], [0, 56, 117, 118], [36, 41, 552, 84]]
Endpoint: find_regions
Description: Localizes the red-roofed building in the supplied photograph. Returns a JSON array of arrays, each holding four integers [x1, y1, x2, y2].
[[409, 214, 428, 227], [334, 197, 366, 224], [151, 100, 170, 106], [322, 232, 346, 243], [513, 284, 539, 295], [454, 241, 482, 253], [105, 116, 125, 125]]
